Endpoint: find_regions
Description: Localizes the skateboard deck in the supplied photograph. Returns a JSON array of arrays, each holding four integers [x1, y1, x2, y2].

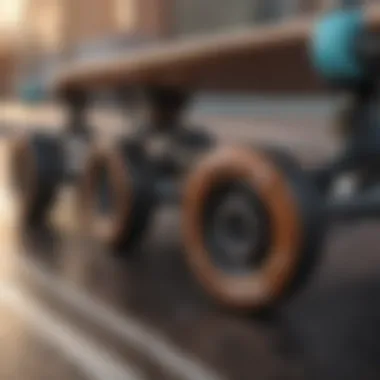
[[54, 5, 380, 96]]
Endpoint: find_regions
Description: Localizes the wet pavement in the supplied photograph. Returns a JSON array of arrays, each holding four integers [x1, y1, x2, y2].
[[1, 118, 380, 380], [0, 305, 88, 380]]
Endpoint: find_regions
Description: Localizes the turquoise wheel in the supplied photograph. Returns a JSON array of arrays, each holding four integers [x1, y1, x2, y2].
[[311, 9, 367, 85]]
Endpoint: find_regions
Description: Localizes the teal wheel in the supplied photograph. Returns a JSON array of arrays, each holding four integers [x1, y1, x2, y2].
[[311, 9, 367, 86]]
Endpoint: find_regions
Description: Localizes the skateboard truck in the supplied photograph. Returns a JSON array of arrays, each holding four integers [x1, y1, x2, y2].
[[60, 89, 92, 180], [61, 88, 90, 136], [311, 10, 380, 222], [123, 86, 190, 133]]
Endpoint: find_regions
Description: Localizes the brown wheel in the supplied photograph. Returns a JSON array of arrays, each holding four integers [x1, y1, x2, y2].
[[79, 143, 156, 253], [182, 145, 324, 311], [10, 134, 63, 226]]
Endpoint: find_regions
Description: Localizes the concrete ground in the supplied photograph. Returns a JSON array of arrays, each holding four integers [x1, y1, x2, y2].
[[0, 112, 379, 380]]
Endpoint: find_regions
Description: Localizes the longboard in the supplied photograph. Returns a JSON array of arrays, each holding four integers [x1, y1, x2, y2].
[[54, 5, 380, 96], [12, 6, 380, 313]]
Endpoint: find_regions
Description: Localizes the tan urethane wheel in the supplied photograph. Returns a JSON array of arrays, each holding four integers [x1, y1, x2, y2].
[[79, 144, 156, 253], [11, 136, 36, 221], [79, 147, 131, 249], [182, 145, 321, 311], [10, 134, 63, 226]]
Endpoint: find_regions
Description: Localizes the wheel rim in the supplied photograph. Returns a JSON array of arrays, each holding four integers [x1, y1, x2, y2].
[[92, 160, 115, 239], [203, 180, 271, 275], [81, 149, 131, 246], [95, 162, 114, 216]]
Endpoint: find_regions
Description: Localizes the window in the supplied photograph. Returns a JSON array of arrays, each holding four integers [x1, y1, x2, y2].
[[115, 0, 137, 31], [0, 0, 25, 32]]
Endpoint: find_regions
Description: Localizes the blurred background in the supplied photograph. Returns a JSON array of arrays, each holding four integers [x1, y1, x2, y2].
[[0, 0, 373, 146], [1, 2, 380, 380], [0, 0, 374, 99]]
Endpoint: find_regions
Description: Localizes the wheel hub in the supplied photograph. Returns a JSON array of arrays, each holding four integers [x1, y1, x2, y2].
[[95, 164, 114, 217], [204, 181, 271, 274]]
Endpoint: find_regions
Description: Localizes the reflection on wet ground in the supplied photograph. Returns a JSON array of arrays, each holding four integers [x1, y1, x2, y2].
[[4, 213, 380, 380], [0, 306, 88, 380], [14, 218, 304, 380]]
